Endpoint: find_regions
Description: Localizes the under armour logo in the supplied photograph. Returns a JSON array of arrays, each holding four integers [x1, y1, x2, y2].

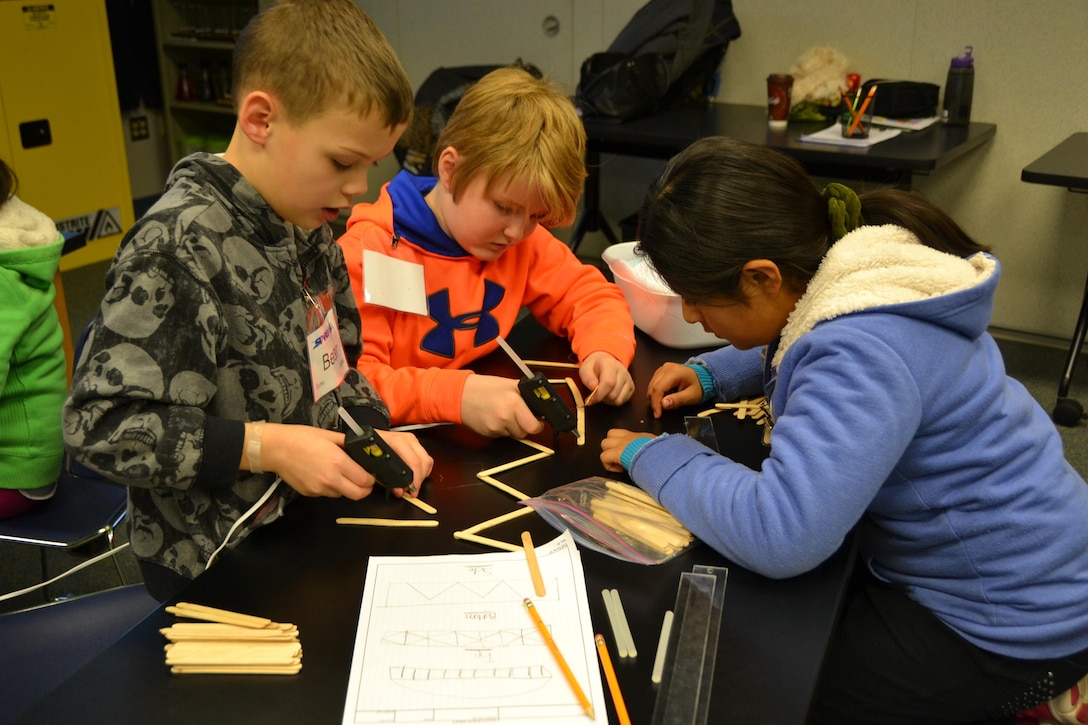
[[421, 280, 505, 358]]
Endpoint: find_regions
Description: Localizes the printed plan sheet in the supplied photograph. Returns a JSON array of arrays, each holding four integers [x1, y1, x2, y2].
[[342, 530, 605, 724]]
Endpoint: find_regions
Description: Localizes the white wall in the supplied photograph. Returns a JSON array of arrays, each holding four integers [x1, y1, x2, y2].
[[361, 0, 1088, 342]]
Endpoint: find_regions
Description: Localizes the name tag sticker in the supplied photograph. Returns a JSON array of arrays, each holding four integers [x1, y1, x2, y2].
[[363, 250, 428, 315], [307, 309, 349, 401]]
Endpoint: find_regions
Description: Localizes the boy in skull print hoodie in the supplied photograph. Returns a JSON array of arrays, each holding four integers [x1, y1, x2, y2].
[[63, 1, 431, 600], [63, 154, 396, 590]]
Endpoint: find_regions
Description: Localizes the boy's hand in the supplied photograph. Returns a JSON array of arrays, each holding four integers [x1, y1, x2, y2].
[[461, 374, 546, 438], [256, 424, 432, 499], [372, 429, 434, 497], [579, 351, 635, 406], [647, 362, 703, 418], [600, 428, 656, 473]]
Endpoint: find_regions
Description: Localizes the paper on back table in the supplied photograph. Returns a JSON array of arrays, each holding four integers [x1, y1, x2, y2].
[[342, 530, 605, 724]]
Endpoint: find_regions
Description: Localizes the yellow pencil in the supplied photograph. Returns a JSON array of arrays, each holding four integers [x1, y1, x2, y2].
[[595, 634, 630, 725], [524, 598, 595, 719]]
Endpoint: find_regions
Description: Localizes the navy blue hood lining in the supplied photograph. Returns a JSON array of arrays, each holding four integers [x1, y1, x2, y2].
[[388, 171, 469, 258]]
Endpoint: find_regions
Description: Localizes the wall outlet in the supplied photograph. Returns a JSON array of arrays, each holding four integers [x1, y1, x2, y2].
[[129, 115, 150, 141]]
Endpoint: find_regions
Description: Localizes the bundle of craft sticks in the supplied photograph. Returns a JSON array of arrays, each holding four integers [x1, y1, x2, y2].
[[161, 602, 302, 675]]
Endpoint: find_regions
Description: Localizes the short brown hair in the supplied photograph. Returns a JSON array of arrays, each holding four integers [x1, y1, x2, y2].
[[233, 0, 412, 129], [434, 67, 586, 228]]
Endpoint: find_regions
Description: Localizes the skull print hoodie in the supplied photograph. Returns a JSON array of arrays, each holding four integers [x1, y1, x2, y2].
[[63, 153, 390, 582]]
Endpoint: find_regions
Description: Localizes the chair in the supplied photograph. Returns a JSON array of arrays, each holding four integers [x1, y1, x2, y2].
[[0, 317, 129, 588], [0, 473, 129, 588], [0, 583, 159, 725]]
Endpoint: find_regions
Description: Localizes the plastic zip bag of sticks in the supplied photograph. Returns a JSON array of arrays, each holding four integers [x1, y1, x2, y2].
[[522, 477, 693, 565]]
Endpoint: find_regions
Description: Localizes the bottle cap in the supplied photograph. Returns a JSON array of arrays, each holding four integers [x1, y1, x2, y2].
[[951, 46, 974, 68]]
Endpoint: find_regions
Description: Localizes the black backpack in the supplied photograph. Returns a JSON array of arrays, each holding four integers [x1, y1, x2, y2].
[[575, 0, 742, 122], [394, 60, 542, 175]]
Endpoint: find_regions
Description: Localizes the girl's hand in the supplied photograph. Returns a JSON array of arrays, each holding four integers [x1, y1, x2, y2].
[[460, 374, 546, 438], [579, 351, 635, 406], [600, 427, 656, 473], [647, 362, 703, 418]]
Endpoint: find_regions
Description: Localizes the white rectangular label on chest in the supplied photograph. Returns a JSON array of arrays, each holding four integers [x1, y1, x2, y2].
[[363, 250, 428, 315], [308, 309, 349, 401]]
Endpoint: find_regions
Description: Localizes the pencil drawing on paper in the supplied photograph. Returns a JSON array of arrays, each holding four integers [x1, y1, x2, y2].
[[379, 578, 558, 607], [389, 664, 553, 699], [382, 627, 541, 647], [341, 531, 605, 725]]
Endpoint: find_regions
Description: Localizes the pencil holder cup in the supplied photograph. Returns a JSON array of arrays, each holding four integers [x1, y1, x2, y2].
[[839, 89, 874, 137], [841, 93, 874, 138]]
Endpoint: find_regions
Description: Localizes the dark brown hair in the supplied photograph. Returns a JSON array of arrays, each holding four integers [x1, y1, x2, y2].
[[637, 136, 990, 302], [0, 158, 16, 203]]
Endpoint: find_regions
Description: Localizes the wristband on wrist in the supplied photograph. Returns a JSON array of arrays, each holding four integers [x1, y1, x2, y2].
[[247, 421, 266, 474], [686, 362, 716, 403]]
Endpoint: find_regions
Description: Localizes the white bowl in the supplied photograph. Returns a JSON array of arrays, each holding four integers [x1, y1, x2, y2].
[[602, 242, 724, 349]]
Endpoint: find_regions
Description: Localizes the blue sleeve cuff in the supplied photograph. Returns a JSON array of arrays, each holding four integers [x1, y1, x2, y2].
[[620, 433, 666, 471], [686, 362, 715, 403]]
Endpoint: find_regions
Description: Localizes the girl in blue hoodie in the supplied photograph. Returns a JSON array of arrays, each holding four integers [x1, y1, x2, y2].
[[600, 137, 1088, 725]]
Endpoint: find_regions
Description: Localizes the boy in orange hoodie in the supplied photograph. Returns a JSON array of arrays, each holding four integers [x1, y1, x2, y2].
[[338, 67, 635, 438]]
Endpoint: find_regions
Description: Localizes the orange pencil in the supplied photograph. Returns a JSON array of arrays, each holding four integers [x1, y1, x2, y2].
[[524, 598, 595, 719], [595, 634, 631, 725], [847, 84, 878, 137]]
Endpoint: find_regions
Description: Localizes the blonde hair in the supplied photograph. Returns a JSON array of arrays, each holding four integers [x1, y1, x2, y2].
[[233, 0, 412, 129], [433, 67, 586, 228]]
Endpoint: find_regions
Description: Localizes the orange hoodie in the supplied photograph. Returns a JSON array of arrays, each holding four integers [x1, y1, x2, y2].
[[338, 172, 635, 426]]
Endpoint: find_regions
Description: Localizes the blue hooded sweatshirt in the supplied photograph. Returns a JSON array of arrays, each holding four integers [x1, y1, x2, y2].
[[628, 224, 1088, 660]]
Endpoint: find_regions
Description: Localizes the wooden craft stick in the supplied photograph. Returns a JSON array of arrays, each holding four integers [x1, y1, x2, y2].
[[168, 603, 273, 629], [651, 610, 675, 684], [335, 517, 439, 528], [547, 377, 587, 446], [171, 664, 301, 675], [596, 634, 632, 725], [453, 530, 523, 553], [603, 479, 659, 507], [564, 377, 585, 408], [389, 421, 450, 432], [522, 359, 580, 369], [521, 530, 547, 596], [164, 640, 301, 664], [565, 378, 586, 446], [516, 438, 554, 455], [402, 495, 438, 515], [461, 506, 535, 536], [160, 624, 297, 640], [610, 589, 638, 658], [477, 474, 531, 501], [478, 450, 552, 478], [602, 589, 629, 658], [584, 384, 600, 406]]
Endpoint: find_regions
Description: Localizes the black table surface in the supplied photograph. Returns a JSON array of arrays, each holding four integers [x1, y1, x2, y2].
[[18, 322, 854, 725], [1021, 132, 1088, 190], [584, 102, 997, 182]]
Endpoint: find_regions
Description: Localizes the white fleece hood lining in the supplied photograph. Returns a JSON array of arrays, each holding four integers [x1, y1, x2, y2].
[[773, 225, 996, 367], [0, 195, 60, 251]]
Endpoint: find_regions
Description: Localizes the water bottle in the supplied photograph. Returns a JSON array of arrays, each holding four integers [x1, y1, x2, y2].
[[942, 46, 974, 126]]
